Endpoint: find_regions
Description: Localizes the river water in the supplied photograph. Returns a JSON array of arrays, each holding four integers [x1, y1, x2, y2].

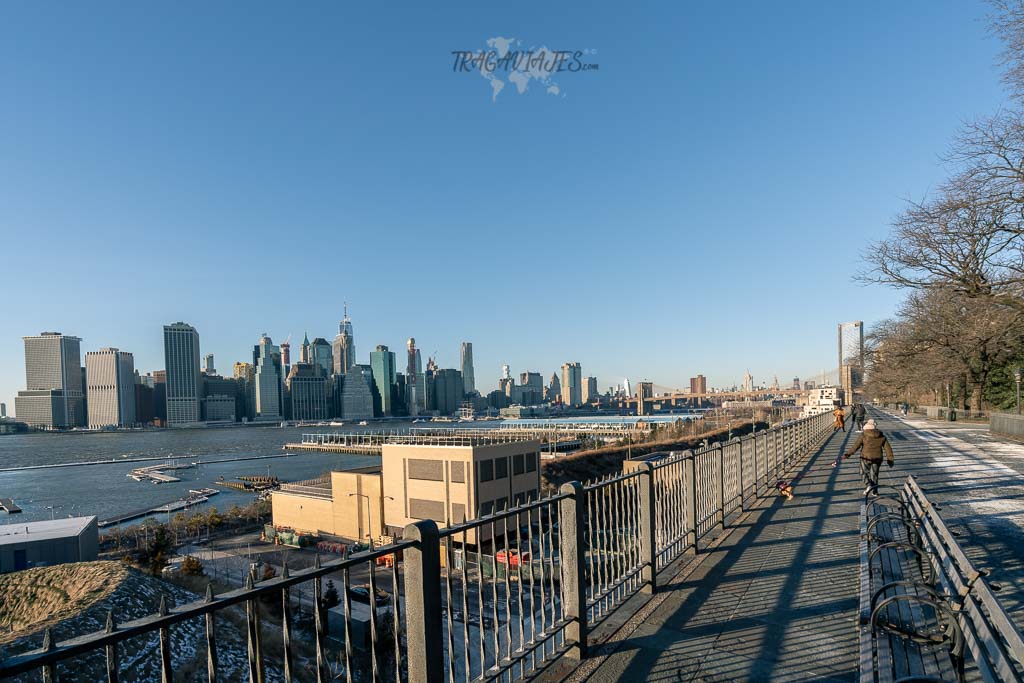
[[0, 425, 384, 525]]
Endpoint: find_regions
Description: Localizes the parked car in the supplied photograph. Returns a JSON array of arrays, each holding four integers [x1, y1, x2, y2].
[[348, 585, 390, 607]]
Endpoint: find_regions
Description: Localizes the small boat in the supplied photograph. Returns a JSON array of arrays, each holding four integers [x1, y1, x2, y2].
[[358, 420, 368, 426]]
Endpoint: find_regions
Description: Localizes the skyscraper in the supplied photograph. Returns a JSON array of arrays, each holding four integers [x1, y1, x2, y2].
[[432, 368, 465, 415], [546, 372, 561, 403], [742, 370, 754, 393], [582, 376, 598, 404], [838, 321, 865, 398], [233, 361, 256, 420], [300, 332, 311, 364], [85, 348, 136, 428], [370, 345, 397, 416], [341, 364, 375, 420], [309, 337, 333, 377], [406, 338, 420, 416], [689, 374, 707, 395], [287, 363, 329, 420], [333, 304, 355, 376], [203, 353, 216, 375], [163, 323, 201, 426], [460, 342, 476, 395], [15, 332, 85, 428], [561, 362, 582, 407], [255, 334, 283, 420]]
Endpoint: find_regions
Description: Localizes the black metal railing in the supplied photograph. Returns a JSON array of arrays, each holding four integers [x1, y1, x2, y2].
[[0, 411, 834, 683]]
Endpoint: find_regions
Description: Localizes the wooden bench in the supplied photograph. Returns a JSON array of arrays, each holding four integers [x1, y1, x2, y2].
[[859, 477, 1024, 682]]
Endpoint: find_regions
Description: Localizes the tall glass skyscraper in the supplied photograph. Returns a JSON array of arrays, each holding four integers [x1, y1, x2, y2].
[[333, 305, 355, 376], [460, 342, 475, 395], [255, 334, 283, 420], [163, 323, 201, 426], [370, 345, 396, 416]]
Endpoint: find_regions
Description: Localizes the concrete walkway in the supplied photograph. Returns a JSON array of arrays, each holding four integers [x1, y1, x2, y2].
[[581, 424, 865, 682], [575, 411, 1024, 682]]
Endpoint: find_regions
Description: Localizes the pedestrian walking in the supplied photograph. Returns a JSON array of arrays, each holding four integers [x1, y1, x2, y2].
[[851, 403, 867, 431], [832, 405, 846, 432], [901, 402, 909, 416], [834, 418, 894, 497]]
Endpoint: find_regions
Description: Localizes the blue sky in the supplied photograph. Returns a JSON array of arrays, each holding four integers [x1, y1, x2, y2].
[[0, 1, 1010, 410]]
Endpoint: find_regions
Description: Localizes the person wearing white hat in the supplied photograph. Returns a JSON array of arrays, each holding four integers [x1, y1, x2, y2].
[[834, 418, 894, 496]]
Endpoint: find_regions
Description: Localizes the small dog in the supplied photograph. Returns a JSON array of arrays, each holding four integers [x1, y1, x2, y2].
[[775, 480, 794, 500]]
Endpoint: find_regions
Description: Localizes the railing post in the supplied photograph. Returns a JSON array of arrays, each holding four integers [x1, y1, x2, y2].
[[683, 452, 697, 552], [403, 520, 444, 683], [639, 463, 658, 594], [716, 444, 725, 529], [559, 481, 588, 659]]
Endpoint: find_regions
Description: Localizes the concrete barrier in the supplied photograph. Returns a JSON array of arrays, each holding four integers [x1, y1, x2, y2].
[[991, 412, 1024, 438]]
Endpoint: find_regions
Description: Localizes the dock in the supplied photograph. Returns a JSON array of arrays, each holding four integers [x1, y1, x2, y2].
[[0, 498, 22, 514]]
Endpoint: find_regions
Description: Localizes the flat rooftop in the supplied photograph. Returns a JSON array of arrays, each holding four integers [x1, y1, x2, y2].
[[0, 516, 96, 545]]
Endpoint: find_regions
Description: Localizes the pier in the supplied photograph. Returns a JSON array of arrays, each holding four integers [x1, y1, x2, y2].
[[0, 498, 22, 514]]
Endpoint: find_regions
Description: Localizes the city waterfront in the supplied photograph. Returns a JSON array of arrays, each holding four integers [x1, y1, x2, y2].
[[0, 425, 382, 524]]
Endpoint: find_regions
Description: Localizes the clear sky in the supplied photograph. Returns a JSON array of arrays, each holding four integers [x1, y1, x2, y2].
[[0, 1, 1010, 411]]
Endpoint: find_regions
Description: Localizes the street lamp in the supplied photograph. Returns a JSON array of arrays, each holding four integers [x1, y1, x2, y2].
[[349, 493, 372, 548], [1014, 368, 1022, 415]]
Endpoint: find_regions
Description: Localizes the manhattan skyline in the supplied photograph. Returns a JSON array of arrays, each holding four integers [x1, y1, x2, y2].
[[0, 2, 1010, 410]]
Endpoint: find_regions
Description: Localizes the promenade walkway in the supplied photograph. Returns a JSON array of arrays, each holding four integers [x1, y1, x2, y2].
[[570, 410, 1024, 682]]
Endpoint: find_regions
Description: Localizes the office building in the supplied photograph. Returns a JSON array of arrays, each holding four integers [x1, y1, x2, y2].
[[134, 373, 155, 425], [0, 403, 6, 418], [742, 370, 754, 393], [14, 332, 85, 428], [233, 362, 256, 420], [0, 516, 99, 573], [370, 345, 397, 417], [561, 362, 582, 407], [299, 333, 311, 364], [838, 321, 865, 399], [341, 364, 375, 420], [582, 376, 598, 404], [85, 348, 136, 428], [202, 374, 238, 423], [406, 338, 420, 416], [520, 372, 543, 395], [254, 335, 283, 420], [271, 436, 541, 546], [288, 363, 329, 420], [432, 369, 465, 415], [152, 370, 167, 423], [310, 337, 333, 377], [203, 353, 216, 375], [546, 372, 561, 403], [636, 381, 654, 416], [460, 342, 476, 395], [689, 374, 707, 396], [333, 305, 355, 376], [163, 323, 202, 426]]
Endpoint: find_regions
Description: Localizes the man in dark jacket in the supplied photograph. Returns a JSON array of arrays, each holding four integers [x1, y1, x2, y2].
[[836, 418, 894, 496], [851, 403, 867, 431]]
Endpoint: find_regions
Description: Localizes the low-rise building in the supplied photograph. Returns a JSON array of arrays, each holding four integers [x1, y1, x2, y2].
[[271, 436, 541, 546], [0, 516, 99, 573]]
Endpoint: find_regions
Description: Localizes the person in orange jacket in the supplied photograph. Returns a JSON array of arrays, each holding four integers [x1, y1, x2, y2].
[[832, 405, 846, 432]]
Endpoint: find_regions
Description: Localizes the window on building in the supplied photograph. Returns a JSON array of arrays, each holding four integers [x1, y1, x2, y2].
[[450, 461, 465, 483], [514, 492, 525, 506], [526, 452, 538, 472], [409, 498, 446, 522], [479, 459, 493, 482], [479, 501, 494, 516], [495, 496, 509, 511], [408, 458, 444, 481], [495, 457, 508, 480], [451, 502, 466, 524], [513, 454, 525, 475]]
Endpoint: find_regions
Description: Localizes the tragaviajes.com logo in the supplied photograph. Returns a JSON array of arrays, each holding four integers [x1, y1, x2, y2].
[[452, 37, 598, 102]]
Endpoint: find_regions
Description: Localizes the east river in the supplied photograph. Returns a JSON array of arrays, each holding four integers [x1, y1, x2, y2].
[[0, 424, 385, 525]]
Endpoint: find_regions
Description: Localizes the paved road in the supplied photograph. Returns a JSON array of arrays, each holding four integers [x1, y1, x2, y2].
[[579, 410, 1024, 682]]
